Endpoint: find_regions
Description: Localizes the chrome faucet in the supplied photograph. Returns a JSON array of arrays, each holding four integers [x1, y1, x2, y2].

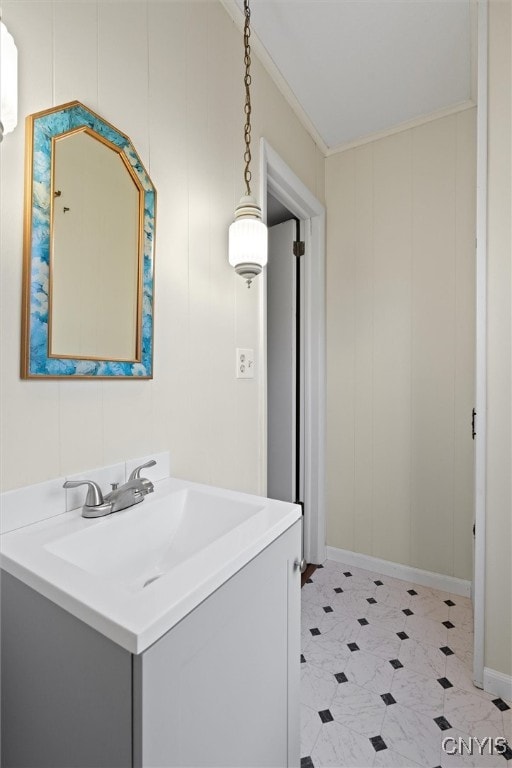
[[63, 460, 156, 518]]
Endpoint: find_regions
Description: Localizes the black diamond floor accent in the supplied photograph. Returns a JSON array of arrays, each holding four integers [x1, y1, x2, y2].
[[343, 571, 352, 577], [334, 587, 343, 593], [334, 672, 348, 684], [369, 735, 387, 752], [397, 631, 409, 640], [306, 578, 313, 584], [310, 628, 321, 636], [323, 606, 333, 613], [402, 608, 414, 616], [301, 757, 314, 768], [300, 654, 306, 664], [358, 618, 369, 626], [492, 697, 510, 712], [381, 693, 396, 706], [502, 744, 512, 761], [437, 677, 453, 689], [408, 589, 418, 596], [442, 620, 455, 629], [389, 658, 403, 669], [444, 599, 456, 606], [374, 580, 383, 586], [440, 646, 454, 656], [318, 709, 333, 723], [434, 715, 452, 731], [367, 597, 377, 604], [316, 564, 324, 568], [347, 642, 360, 652]]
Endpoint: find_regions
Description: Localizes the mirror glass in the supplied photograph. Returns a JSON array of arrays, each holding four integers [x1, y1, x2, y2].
[[22, 101, 156, 379], [51, 130, 140, 361]]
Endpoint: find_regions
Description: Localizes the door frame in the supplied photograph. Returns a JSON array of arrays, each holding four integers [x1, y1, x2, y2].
[[259, 139, 326, 564], [472, 0, 488, 690]]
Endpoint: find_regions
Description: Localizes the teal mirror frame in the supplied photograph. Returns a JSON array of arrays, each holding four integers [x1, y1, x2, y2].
[[21, 101, 156, 379]]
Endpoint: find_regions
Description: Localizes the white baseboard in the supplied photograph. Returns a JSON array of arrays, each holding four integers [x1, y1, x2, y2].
[[483, 667, 512, 702], [325, 546, 471, 598]]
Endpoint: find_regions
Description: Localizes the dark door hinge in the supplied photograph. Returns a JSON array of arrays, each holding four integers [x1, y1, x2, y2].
[[472, 408, 476, 440], [293, 241, 305, 257]]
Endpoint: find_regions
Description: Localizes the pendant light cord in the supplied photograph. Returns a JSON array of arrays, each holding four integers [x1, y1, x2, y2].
[[228, 0, 267, 288], [243, 0, 253, 197]]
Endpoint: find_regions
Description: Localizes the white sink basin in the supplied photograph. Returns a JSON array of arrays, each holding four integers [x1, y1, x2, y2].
[[0, 477, 300, 653], [45, 488, 263, 592]]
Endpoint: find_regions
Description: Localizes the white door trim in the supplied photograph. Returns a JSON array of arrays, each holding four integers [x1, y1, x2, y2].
[[259, 139, 326, 564], [473, 0, 488, 690]]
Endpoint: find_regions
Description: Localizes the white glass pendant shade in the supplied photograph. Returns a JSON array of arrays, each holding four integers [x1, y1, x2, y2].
[[0, 20, 18, 141], [228, 195, 268, 285]]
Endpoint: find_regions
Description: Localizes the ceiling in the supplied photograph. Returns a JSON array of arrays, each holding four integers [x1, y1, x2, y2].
[[228, 0, 474, 154]]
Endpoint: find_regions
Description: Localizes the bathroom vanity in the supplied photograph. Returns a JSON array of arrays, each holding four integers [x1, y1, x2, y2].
[[1, 478, 302, 768]]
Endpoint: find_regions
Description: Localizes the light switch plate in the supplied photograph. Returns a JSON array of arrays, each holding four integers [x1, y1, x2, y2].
[[236, 348, 255, 379]]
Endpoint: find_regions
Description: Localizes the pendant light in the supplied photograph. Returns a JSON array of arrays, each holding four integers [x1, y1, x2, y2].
[[0, 18, 18, 142], [228, 0, 267, 287]]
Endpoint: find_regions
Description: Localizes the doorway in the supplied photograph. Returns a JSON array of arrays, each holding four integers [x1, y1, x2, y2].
[[259, 139, 326, 565], [267, 213, 303, 509]]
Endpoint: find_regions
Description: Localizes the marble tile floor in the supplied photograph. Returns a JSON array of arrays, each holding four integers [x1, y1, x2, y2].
[[300, 560, 511, 768]]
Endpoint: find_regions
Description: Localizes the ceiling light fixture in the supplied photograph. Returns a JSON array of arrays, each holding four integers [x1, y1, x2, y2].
[[228, 0, 267, 288], [0, 19, 18, 142]]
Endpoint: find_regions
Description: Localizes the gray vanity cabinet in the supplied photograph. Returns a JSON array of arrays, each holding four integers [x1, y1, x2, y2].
[[1, 521, 301, 768], [1, 568, 133, 768]]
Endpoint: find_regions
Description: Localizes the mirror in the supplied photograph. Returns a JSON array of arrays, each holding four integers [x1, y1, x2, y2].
[[21, 101, 156, 378]]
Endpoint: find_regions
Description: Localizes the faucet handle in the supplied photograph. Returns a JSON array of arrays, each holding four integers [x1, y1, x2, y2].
[[63, 480, 105, 507], [128, 459, 156, 481]]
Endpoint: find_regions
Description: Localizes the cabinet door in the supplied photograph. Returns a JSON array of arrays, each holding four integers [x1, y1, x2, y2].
[[134, 522, 301, 768]]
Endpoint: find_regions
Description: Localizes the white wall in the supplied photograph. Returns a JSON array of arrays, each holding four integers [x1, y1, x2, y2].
[[325, 109, 477, 581], [0, 1, 324, 495], [485, 0, 511, 680]]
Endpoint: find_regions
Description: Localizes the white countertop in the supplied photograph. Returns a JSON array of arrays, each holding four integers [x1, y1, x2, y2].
[[0, 477, 301, 654]]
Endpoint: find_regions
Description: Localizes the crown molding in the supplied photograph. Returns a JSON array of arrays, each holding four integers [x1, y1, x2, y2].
[[326, 100, 477, 156]]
